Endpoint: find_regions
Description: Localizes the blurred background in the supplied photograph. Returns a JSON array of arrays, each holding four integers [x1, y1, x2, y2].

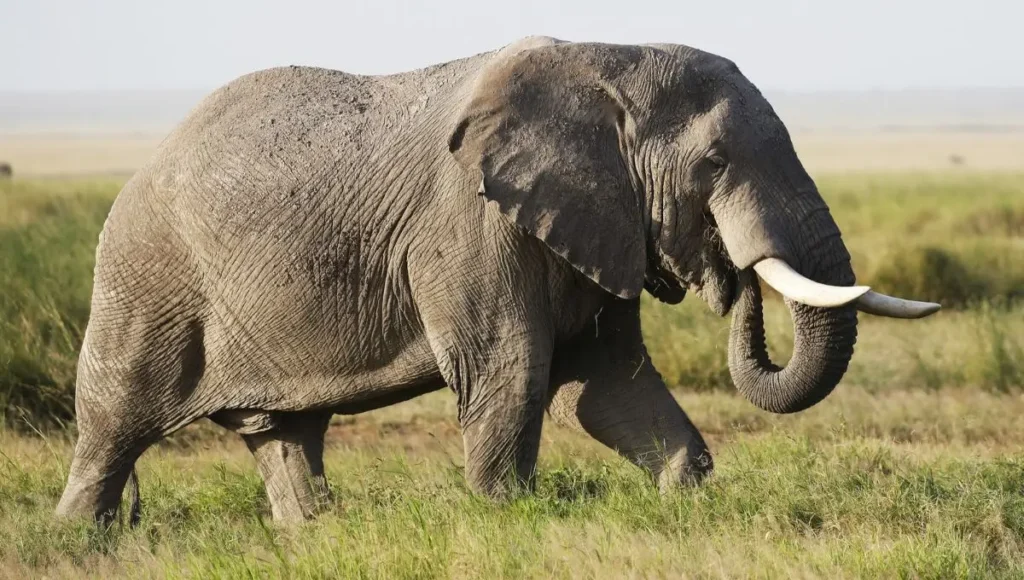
[[3, 0, 1024, 174], [1, 1, 1022, 576]]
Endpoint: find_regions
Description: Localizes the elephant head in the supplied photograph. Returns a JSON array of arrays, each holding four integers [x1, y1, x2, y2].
[[449, 40, 938, 414]]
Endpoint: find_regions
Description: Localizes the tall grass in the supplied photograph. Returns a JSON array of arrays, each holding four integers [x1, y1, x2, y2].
[[0, 180, 118, 427], [828, 173, 1024, 306], [644, 172, 1024, 394]]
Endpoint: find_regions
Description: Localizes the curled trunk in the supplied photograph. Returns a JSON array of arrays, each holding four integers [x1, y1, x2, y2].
[[727, 246, 859, 414]]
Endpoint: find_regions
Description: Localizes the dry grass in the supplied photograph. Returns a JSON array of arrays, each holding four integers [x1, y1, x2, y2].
[[790, 131, 1024, 173], [0, 134, 161, 177], [2, 130, 1023, 178]]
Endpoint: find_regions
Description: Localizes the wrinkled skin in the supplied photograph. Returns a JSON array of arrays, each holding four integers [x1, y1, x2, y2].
[[57, 37, 861, 525]]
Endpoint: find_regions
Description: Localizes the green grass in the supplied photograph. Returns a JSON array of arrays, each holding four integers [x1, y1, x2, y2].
[[643, 292, 1024, 395], [0, 179, 121, 428], [1, 173, 1023, 577], [3, 389, 1024, 578], [829, 173, 1024, 307], [642, 172, 1024, 394]]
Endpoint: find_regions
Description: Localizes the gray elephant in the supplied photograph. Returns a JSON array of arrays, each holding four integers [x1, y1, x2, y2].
[[0, 162, 11, 179], [56, 37, 938, 525]]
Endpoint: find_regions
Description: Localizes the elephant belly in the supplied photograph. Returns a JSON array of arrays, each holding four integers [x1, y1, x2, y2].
[[197, 255, 440, 412]]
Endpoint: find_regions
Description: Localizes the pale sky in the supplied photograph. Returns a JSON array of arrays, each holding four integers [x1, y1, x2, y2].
[[3, 0, 1022, 92]]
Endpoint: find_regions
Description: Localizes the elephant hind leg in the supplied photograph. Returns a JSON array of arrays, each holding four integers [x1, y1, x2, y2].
[[56, 448, 142, 527], [55, 400, 159, 527], [57, 320, 207, 526], [236, 411, 333, 523]]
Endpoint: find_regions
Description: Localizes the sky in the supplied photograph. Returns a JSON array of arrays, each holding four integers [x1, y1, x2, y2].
[[3, 0, 1022, 92]]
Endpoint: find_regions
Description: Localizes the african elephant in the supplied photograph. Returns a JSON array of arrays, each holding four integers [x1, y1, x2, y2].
[[56, 36, 938, 525], [0, 162, 11, 179]]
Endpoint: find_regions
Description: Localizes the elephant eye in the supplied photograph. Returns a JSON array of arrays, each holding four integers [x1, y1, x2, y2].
[[708, 154, 727, 169], [705, 154, 728, 178]]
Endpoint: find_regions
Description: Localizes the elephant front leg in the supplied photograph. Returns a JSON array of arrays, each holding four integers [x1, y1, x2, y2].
[[438, 343, 552, 499], [547, 301, 713, 490], [549, 367, 713, 490], [411, 216, 560, 499]]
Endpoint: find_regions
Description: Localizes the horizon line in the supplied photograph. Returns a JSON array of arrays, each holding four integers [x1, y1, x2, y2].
[[2, 85, 1024, 95]]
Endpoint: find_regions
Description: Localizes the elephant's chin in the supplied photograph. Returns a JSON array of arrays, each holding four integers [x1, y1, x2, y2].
[[644, 267, 687, 304]]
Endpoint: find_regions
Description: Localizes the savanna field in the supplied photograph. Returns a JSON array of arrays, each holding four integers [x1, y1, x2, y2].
[[1, 172, 1023, 578]]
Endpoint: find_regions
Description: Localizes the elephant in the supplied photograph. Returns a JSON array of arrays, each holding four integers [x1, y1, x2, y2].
[[0, 162, 11, 179], [56, 36, 939, 526]]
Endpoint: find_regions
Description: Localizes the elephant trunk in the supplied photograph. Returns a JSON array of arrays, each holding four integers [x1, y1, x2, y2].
[[726, 225, 859, 414]]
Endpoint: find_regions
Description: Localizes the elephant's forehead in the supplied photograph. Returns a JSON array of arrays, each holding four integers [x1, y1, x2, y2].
[[681, 99, 732, 141], [685, 87, 787, 146]]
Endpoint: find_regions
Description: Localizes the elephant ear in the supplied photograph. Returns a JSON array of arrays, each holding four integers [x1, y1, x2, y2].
[[448, 44, 647, 299]]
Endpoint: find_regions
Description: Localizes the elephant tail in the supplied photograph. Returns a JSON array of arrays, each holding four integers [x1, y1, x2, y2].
[[126, 469, 142, 528]]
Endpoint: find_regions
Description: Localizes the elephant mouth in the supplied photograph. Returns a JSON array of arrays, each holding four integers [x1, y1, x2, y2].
[[646, 235, 737, 315], [698, 255, 940, 320], [643, 262, 687, 304], [646, 211, 739, 314], [692, 211, 739, 316]]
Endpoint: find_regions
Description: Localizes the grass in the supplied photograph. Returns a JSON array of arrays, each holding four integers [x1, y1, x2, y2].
[[3, 388, 1024, 578], [644, 293, 1024, 395], [0, 179, 121, 427], [829, 173, 1024, 307], [1, 172, 1023, 577]]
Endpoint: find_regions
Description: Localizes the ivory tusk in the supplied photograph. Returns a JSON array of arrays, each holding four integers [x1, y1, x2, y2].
[[752, 258, 941, 317], [752, 258, 870, 308]]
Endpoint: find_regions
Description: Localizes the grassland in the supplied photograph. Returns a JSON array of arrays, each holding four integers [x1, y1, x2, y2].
[[1, 173, 1023, 578], [4, 129, 1024, 178], [0, 135, 161, 178]]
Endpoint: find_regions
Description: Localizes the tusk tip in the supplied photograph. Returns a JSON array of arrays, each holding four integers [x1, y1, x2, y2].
[[917, 302, 942, 318], [855, 291, 942, 319]]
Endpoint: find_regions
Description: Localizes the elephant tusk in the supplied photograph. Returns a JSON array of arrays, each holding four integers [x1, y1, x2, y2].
[[752, 258, 870, 308], [854, 291, 941, 319], [752, 258, 942, 317]]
